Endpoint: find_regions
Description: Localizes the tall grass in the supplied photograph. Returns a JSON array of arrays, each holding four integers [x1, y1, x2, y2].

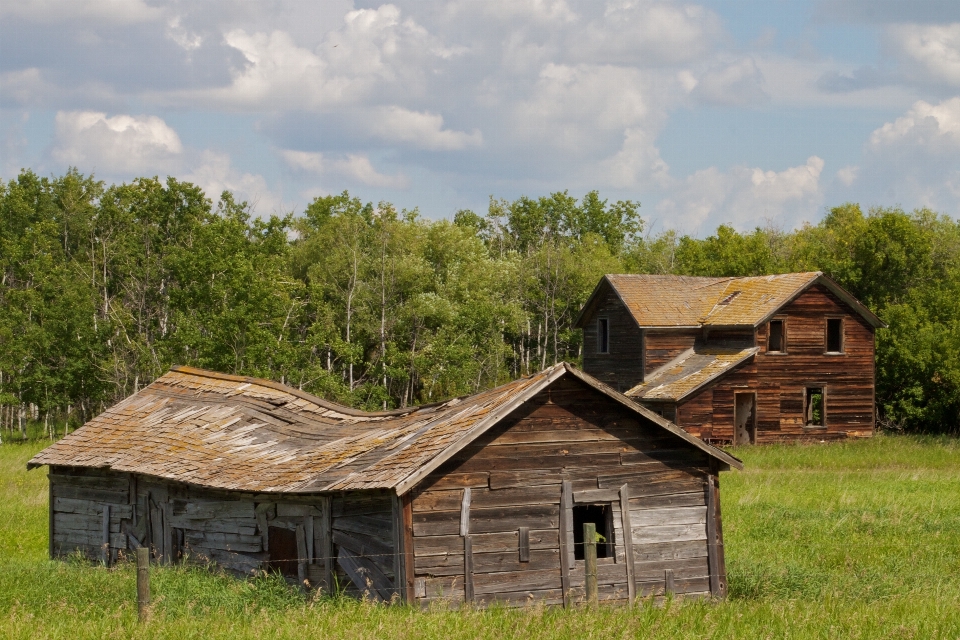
[[1, 435, 958, 639]]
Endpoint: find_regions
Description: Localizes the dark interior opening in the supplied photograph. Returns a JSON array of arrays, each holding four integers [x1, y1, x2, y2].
[[598, 318, 609, 354], [805, 387, 825, 426], [268, 526, 299, 577], [768, 319, 784, 352], [826, 318, 843, 352], [573, 504, 611, 560]]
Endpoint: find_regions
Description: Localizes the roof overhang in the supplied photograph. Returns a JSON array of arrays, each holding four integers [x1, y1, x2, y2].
[[394, 363, 743, 494]]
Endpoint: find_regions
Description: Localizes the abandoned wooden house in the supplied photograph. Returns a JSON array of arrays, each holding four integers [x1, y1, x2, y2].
[[576, 272, 886, 444], [29, 362, 741, 607]]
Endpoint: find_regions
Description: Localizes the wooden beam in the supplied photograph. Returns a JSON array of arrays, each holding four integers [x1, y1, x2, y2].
[[101, 504, 111, 566], [706, 475, 720, 597], [518, 527, 530, 563], [559, 480, 572, 608], [391, 493, 403, 603], [459, 488, 471, 537], [296, 524, 307, 587], [712, 471, 728, 597], [48, 474, 54, 559], [319, 496, 333, 592], [401, 493, 416, 604], [619, 484, 636, 604], [461, 488, 474, 604], [463, 534, 475, 604]]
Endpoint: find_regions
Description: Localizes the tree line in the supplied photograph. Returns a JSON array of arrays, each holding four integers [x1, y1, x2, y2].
[[1, 169, 957, 438]]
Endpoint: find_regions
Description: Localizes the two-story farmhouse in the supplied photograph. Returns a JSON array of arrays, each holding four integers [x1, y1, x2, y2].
[[576, 272, 885, 444]]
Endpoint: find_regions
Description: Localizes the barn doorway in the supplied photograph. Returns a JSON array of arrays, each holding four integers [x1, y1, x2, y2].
[[268, 526, 299, 577], [734, 392, 756, 445]]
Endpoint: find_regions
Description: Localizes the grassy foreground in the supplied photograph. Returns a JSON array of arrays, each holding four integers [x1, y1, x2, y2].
[[1, 435, 958, 639]]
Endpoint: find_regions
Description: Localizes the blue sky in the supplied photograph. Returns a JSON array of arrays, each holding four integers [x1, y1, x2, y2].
[[1, 0, 958, 234]]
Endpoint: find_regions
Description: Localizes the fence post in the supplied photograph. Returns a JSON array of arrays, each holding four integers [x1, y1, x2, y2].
[[584, 522, 598, 606], [136, 547, 150, 622]]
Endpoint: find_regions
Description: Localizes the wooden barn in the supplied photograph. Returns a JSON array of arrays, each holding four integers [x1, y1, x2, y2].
[[28, 363, 741, 607], [576, 272, 886, 444]]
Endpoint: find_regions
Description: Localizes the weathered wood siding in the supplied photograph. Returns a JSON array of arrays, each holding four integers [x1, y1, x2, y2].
[[674, 284, 876, 443], [581, 285, 645, 392], [409, 377, 722, 608], [48, 467, 400, 599], [643, 331, 698, 375]]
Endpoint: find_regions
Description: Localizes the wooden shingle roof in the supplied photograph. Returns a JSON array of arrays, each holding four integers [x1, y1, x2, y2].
[[28, 364, 743, 494], [626, 346, 759, 402], [575, 272, 885, 329]]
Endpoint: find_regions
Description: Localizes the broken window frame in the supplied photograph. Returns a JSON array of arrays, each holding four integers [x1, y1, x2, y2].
[[767, 318, 787, 353], [572, 503, 614, 561], [597, 317, 610, 354], [825, 317, 844, 354], [804, 386, 827, 428]]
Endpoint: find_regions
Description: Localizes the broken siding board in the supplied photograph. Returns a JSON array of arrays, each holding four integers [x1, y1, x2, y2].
[[414, 529, 558, 556], [412, 504, 560, 537], [417, 548, 560, 576]]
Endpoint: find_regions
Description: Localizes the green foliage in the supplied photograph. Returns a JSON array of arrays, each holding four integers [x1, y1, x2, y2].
[[1, 171, 958, 433], [1, 437, 959, 637]]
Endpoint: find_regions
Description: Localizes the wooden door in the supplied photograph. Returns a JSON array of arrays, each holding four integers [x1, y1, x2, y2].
[[734, 392, 756, 445]]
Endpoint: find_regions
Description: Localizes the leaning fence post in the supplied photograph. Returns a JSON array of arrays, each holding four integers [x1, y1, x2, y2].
[[584, 522, 598, 606], [136, 547, 150, 622]]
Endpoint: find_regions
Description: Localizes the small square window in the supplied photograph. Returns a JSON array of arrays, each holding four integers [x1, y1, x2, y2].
[[805, 387, 825, 427], [768, 319, 785, 352], [826, 318, 843, 353], [597, 318, 609, 354], [572, 504, 612, 560]]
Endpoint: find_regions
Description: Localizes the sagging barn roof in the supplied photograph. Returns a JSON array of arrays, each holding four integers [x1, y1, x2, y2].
[[626, 346, 759, 402], [28, 364, 742, 494], [575, 272, 886, 329]]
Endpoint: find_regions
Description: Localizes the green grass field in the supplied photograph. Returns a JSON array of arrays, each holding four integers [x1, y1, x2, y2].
[[1, 435, 958, 639]]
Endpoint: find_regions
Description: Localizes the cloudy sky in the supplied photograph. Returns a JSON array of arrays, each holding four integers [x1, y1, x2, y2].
[[1, 0, 959, 233]]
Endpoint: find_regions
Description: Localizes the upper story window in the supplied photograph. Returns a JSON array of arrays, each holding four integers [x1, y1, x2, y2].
[[768, 319, 785, 353], [597, 318, 610, 354], [826, 318, 844, 353]]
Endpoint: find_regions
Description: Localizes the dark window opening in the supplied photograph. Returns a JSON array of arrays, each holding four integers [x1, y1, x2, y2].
[[598, 318, 609, 354], [268, 526, 299, 577], [805, 387, 825, 427], [768, 319, 784, 352], [826, 318, 843, 353], [572, 504, 612, 560]]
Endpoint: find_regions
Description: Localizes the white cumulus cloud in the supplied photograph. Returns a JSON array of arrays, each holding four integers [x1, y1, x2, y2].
[[184, 151, 284, 215], [370, 106, 482, 150], [281, 149, 408, 189], [656, 156, 825, 231], [52, 111, 182, 173], [886, 23, 960, 87]]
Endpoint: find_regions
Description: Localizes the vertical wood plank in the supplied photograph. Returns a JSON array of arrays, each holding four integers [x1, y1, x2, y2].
[[101, 504, 111, 566], [559, 479, 572, 608], [461, 488, 474, 604], [584, 522, 598, 606], [48, 474, 54, 559], [319, 496, 333, 592], [162, 501, 172, 565], [712, 472, 728, 597], [706, 475, 720, 597], [401, 493, 416, 604], [296, 524, 307, 587], [518, 527, 530, 563], [391, 493, 403, 602], [459, 488, 471, 537], [664, 568, 675, 595], [305, 515, 314, 564], [128, 474, 138, 526], [618, 483, 636, 604], [463, 534, 475, 604]]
